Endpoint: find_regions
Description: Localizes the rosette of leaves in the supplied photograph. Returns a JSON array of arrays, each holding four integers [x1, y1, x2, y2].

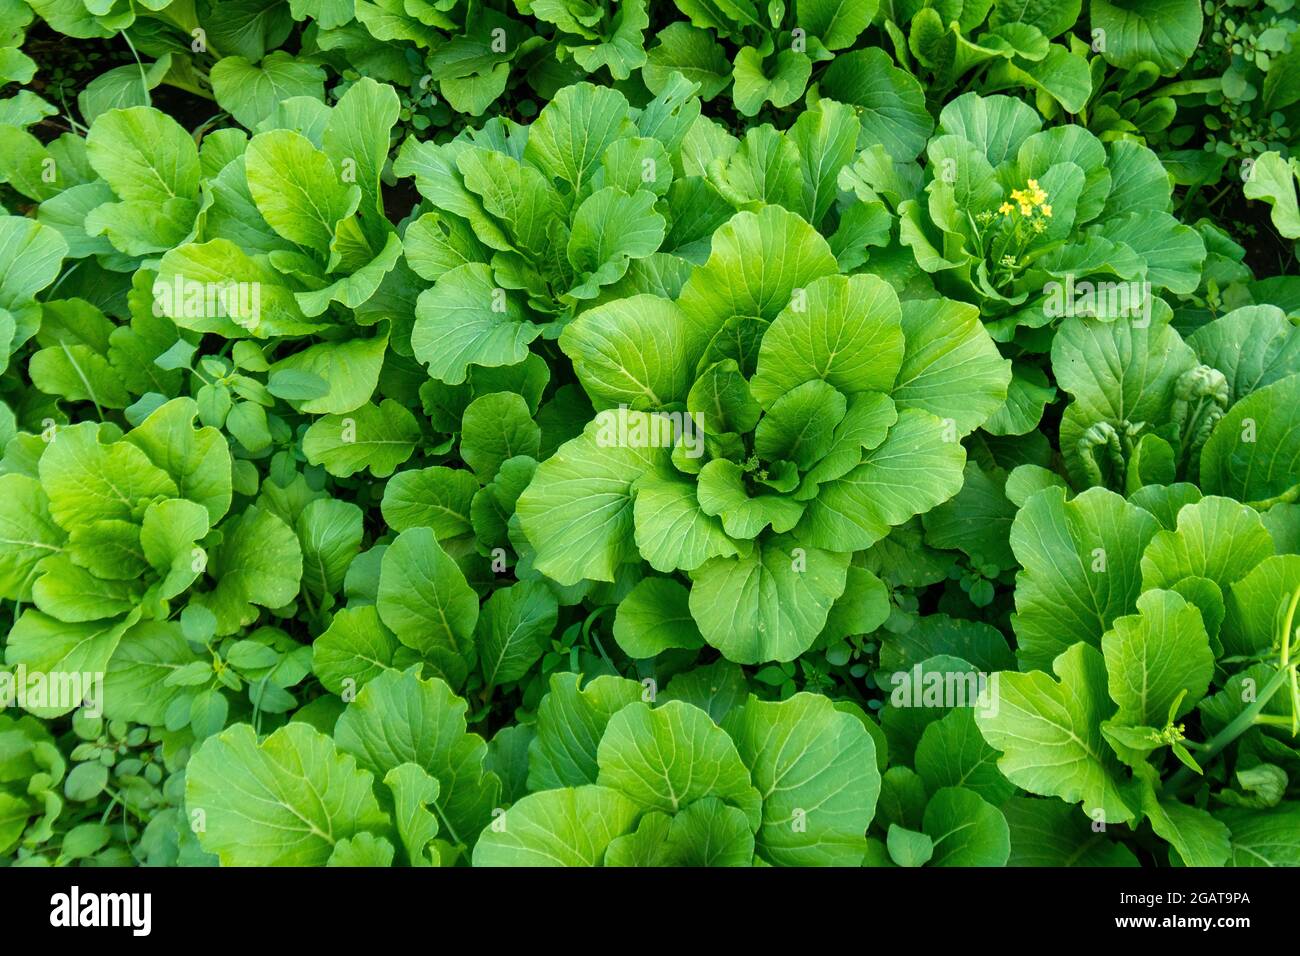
[[143, 78, 406, 337], [0, 395, 317, 730], [184, 664, 882, 866], [187, 667, 503, 866], [664, 0, 885, 116], [976, 483, 1300, 866], [1051, 302, 1300, 504], [398, 77, 729, 385], [871, 92, 1206, 342], [881, 0, 1092, 114], [516, 203, 1010, 664], [476, 673, 883, 866]]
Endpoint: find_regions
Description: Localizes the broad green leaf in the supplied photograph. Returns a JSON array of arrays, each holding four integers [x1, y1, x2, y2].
[[33, 553, 141, 621], [0, 217, 67, 328], [560, 294, 702, 410], [798, 0, 877, 49], [1200, 375, 1300, 508], [733, 47, 811, 117], [4, 610, 135, 716], [887, 825, 934, 867], [39, 422, 176, 528], [210, 52, 326, 130], [567, 187, 666, 297], [1009, 486, 1159, 670], [796, 409, 967, 552], [0, 473, 64, 601], [384, 763, 441, 866], [327, 832, 395, 866], [460, 391, 540, 480], [412, 263, 543, 385], [334, 668, 500, 847], [1002, 797, 1139, 866], [879, 613, 1015, 676], [376, 527, 477, 684], [472, 785, 641, 866], [154, 238, 320, 338], [523, 83, 636, 198], [195, 506, 302, 636], [923, 786, 1011, 866], [892, 298, 1012, 436], [643, 23, 730, 100], [1188, 304, 1300, 404], [696, 458, 804, 539], [77, 55, 171, 126], [787, 97, 859, 225], [323, 77, 399, 222], [1218, 804, 1300, 866], [269, 334, 388, 415], [750, 274, 904, 407], [921, 462, 1018, 571], [381, 466, 478, 538], [1140, 496, 1274, 593], [517, 409, 673, 586], [915, 707, 1016, 805], [689, 536, 850, 664], [631, 473, 741, 573], [752, 381, 847, 469], [296, 498, 363, 601], [936, 92, 1041, 167], [1243, 152, 1300, 239], [477, 580, 558, 688], [677, 205, 838, 356], [246, 129, 361, 254], [1220, 555, 1300, 657], [1091, 0, 1203, 73], [125, 397, 233, 524], [103, 621, 203, 726], [611, 577, 705, 658], [1143, 793, 1231, 867], [976, 642, 1135, 825], [84, 106, 199, 204], [302, 400, 420, 478], [597, 700, 761, 823], [1101, 589, 1213, 728], [186, 722, 387, 865], [818, 48, 933, 160], [723, 693, 880, 866], [528, 672, 644, 791], [312, 605, 400, 696]]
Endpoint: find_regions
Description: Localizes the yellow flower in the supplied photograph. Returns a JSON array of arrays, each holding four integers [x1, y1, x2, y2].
[[1018, 202, 1032, 215], [998, 201, 1014, 215], [1041, 204, 1052, 217]]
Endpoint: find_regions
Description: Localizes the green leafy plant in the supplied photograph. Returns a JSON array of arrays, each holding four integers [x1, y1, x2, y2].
[[1, 0, 1298, 871]]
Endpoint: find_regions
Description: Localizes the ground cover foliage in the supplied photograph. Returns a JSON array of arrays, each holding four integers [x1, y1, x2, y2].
[[1, 0, 1299, 868]]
